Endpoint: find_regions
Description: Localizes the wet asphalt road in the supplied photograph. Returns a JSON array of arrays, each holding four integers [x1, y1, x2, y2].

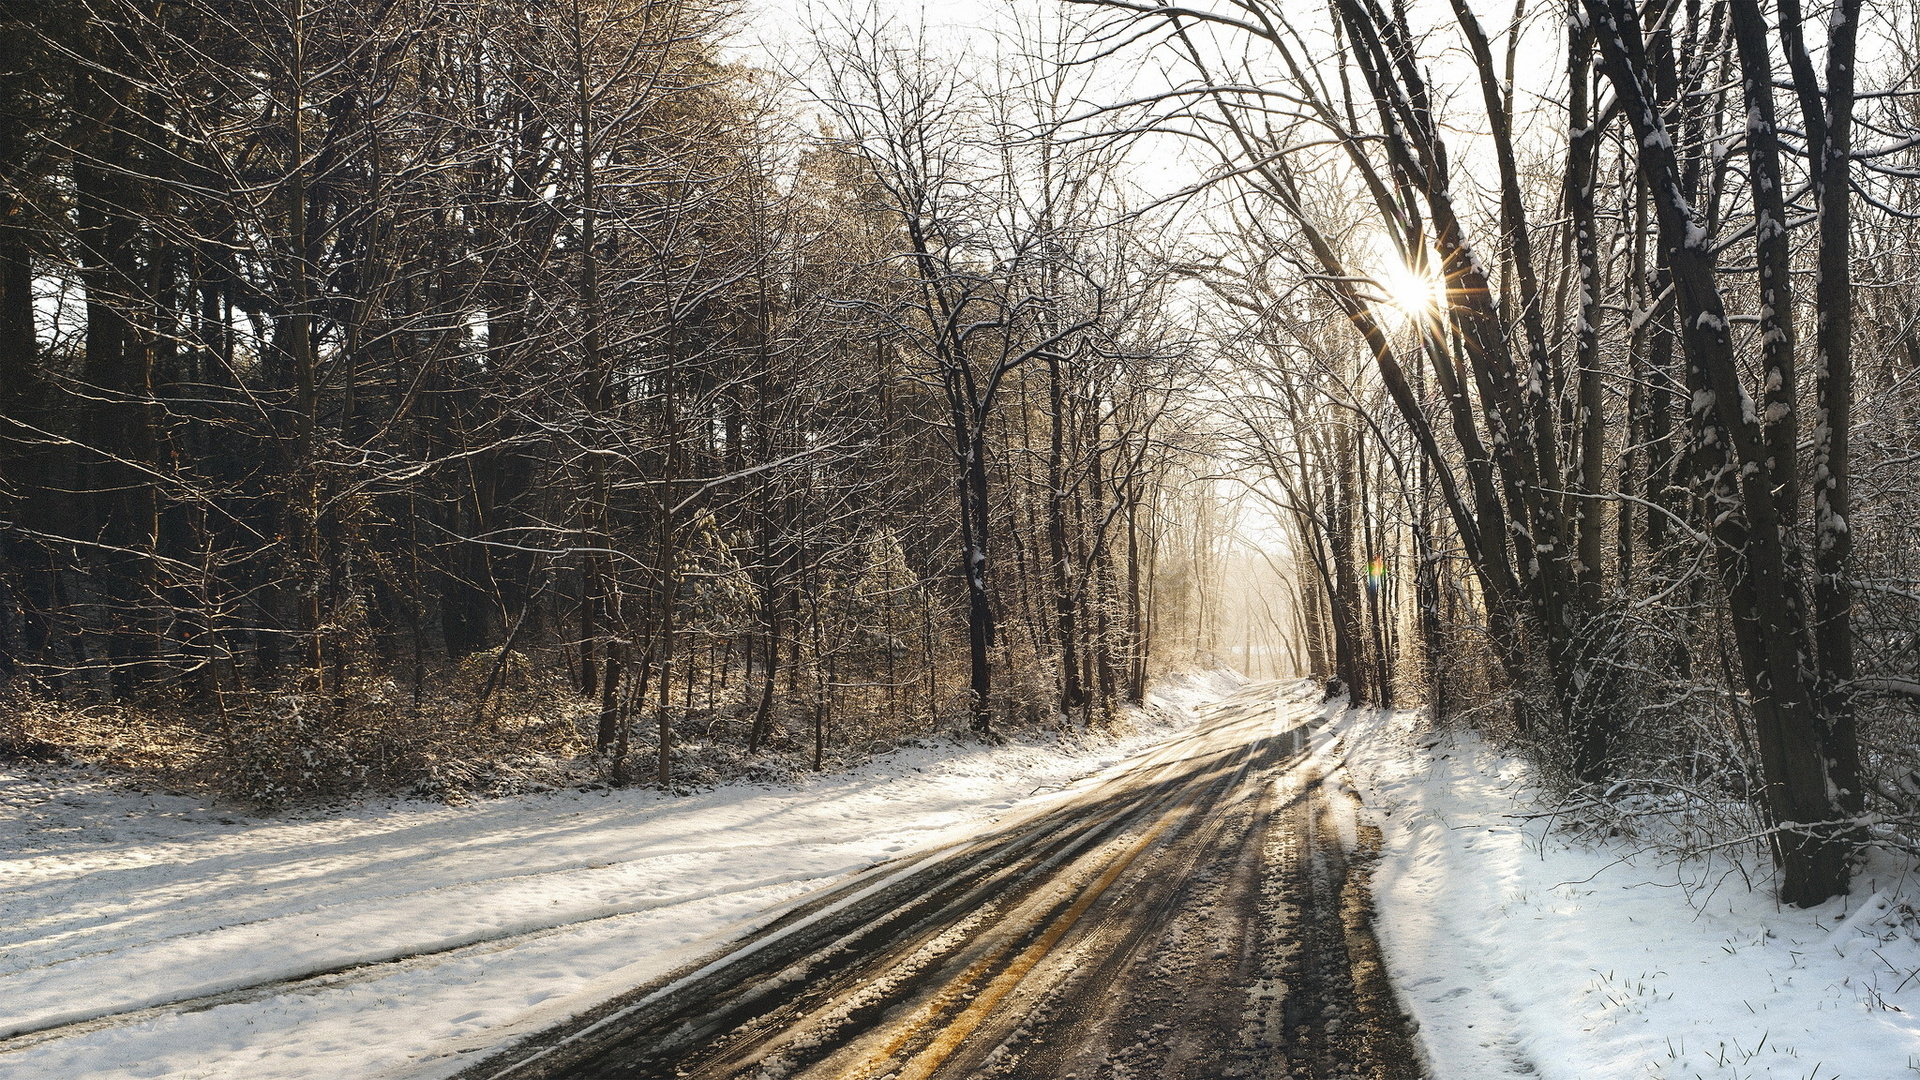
[[456, 683, 1425, 1080]]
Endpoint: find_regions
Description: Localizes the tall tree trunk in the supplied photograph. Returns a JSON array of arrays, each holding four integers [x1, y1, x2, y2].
[[1584, 0, 1857, 904], [960, 427, 995, 734], [1046, 353, 1085, 714]]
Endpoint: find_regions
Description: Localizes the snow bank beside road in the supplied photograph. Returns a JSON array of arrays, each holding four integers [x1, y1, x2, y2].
[[0, 671, 1239, 1080], [1334, 704, 1920, 1080]]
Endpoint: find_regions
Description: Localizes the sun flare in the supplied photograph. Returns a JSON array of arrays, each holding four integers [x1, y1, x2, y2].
[[1371, 257, 1446, 324]]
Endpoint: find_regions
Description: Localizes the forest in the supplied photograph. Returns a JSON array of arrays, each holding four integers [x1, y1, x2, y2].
[[0, 0, 1233, 803], [2, 0, 1918, 908]]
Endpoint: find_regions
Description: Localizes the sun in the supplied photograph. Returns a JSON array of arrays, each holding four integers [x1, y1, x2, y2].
[[1371, 256, 1446, 326]]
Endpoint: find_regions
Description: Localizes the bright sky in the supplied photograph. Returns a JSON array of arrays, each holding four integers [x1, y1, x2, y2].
[[728, 0, 1014, 70]]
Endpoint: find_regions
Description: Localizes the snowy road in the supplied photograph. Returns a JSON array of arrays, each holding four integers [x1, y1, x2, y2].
[[0, 673, 1250, 1079], [21, 677, 1909, 1079], [456, 683, 1422, 1080]]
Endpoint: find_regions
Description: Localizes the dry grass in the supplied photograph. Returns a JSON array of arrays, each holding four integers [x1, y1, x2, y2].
[[0, 652, 602, 806], [0, 646, 1084, 807]]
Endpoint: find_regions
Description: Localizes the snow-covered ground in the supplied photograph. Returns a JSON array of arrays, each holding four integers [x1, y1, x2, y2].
[[0, 671, 1242, 1080], [1333, 703, 1920, 1080], [10, 676, 1920, 1080]]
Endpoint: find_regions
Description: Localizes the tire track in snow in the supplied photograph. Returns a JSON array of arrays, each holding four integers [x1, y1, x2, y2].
[[452, 683, 1425, 1080], [0, 866, 863, 1043]]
